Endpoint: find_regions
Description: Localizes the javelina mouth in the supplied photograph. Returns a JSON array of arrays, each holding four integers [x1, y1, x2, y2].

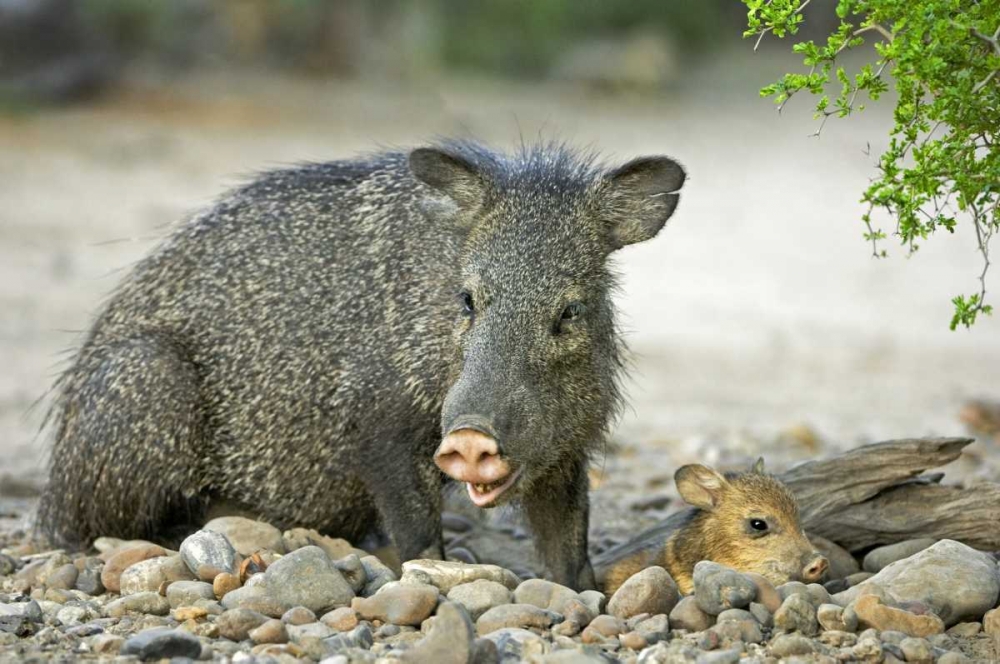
[[467, 467, 524, 508]]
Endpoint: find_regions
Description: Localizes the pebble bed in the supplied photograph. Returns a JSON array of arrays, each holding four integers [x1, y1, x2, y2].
[[1, 516, 999, 662]]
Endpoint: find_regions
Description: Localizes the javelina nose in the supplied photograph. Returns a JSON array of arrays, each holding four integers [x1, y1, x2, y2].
[[434, 428, 510, 485], [801, 554, 829, 583]]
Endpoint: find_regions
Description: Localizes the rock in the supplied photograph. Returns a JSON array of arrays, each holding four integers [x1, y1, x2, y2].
[[264, 546, 355, 613], [620, 631, 647, 650], [847, 571, 875, 586], [220, 585, 291, 618], [287, 621, 334, 642], [172, 606, 208, 621], [748, 601, 772, 628], [321, 606, 359, 631], [774, 593, 819, 636], [401, 602, 475, 663], [166, 579, 215, 607], [351, 583, 438, 626], [984, 607, 1000, 637], [669, 595, 714, 632], [401, 559, 520, 594], [74, 558, 105, 596], [205, 516, 286, 556], [100, 544, 167, 593], [104, 592, 169, 618], [360, 555, 397, 596], [0, 600, 43, 623], [769, 633, 816, 657], [120, 554, 193, 595], [710, 614, 763, 645], [323, 623, 374, 653], [217, 607, 269, 641], [742, 572, 781, 613], [483, 626, 550, 659], [180, 529, 238, 581], [282, 606, 317, 625], [282, 527, 360, 558], [630, 613, 669, 646], [863, 539, 937, 574], [852, 634, 884, 660], [898, 636, 934, 663], [938, 653, 972, 664], [332, 554, 367, 594], [513, 578, 580, 614], [698, 649, 741, 664], [249, 618, 287, 644], [835, 540, 1000, 626], [818, 602, 857, 632], [448, 579, 513, 621], [44, 563, 78, 590], [692, 562, 756, 615], [945, 621, 981, 637], [809, 534, 861, 579], [607, 566, 679, 619], [88, 632, 124, 654], [120, 627, 202, 660], [213, 571, 241, 599], [852, 594, 945, 637], [476, 603, 559, 635], [578, 590, 606, 617]]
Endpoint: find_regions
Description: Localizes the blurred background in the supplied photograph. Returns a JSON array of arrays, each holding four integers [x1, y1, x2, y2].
[[2, 1, 998, 527]]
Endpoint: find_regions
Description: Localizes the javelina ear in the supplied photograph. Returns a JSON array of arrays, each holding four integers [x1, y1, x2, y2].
[[409, 147, 485, 211], [675, 464, 729, 511], [600, 156, 685, 250], [752, 457, 766, 474]]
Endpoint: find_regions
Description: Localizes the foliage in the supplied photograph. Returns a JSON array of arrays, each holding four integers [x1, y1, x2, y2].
[[743, 0, 1000, 328]]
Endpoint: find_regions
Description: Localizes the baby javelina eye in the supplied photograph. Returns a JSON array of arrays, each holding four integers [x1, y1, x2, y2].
[[748, 518, 769, 533]]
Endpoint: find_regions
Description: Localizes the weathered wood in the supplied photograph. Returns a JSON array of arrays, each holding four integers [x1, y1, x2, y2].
[[594, 436, 995, 576]]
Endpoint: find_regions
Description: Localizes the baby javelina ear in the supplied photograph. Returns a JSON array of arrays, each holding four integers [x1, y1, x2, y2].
[[751, 457, 766, 474], [674, 464, 731, 511]]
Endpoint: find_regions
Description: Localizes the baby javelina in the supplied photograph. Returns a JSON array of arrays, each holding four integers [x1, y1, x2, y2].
[[599, 459, 829, 595]]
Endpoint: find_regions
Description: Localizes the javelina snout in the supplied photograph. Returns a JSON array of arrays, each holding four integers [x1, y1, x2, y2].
[[434, 427, 523, 507], [800, 552, 829, 583]]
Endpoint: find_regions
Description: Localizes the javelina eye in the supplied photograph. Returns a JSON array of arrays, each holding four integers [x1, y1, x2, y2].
[[749, 518, 769, 533], [561, 302, 585, 321], [458, 291, 475, 316]]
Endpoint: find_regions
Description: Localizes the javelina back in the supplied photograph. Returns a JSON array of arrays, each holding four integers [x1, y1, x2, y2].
[[597, 459, 828, 594], [38, 140, 686, 590]]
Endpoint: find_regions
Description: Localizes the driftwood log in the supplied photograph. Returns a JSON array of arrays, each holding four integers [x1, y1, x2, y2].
[[595, 437, 1000, 574]]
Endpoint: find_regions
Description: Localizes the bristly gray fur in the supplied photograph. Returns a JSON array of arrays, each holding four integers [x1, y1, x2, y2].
[[38, 139, 685, 590]]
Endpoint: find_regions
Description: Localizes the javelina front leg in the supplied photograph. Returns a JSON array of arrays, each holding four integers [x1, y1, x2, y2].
[[523, 459, 596, 591], [364, 460, 444, 562]]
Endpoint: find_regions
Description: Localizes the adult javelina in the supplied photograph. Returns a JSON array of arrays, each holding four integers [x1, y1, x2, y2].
[[39, 141, 686, 590]]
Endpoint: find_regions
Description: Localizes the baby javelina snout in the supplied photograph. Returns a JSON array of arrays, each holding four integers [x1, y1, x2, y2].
[[600, 459, 828, 595]]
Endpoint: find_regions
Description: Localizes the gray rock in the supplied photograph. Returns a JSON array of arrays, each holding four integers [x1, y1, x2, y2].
[[288, 621, 335, 642], [120, 627, 202, 660], [217, 607, 269, 641], [55, 604, 95, 626], [634, 613, 670, 645], [179, 529, 238, 580], [88, 632, 124, 655], [104, 592, 169, 618], [578, 590, 606, 617], [863, 539, 938, 574], [74, 558, 105, 596], [818, 602, 857, 632], [282, 606, 318, 625], [220, 585, 291, 618], [769, 633, 815, 657], [448, 579, 513, 621], [400, 602, 475, 663], [204, 516, 286, 555], [322, 623, 374, 653], [852, 634, 884, 660], [45, 563, 78, 590], [710, 616, 763, 645], [748, 602, 772, 628], [166, 579, 215, 608], [833, 539, 1000, 626], [0, 600, 43, 623], [360, 555, 397, 596], [847, 571, 875, 586], [692, 561, 756, 615], [696, 649, 741, 664], [483, 627, 550, 659], [607, 566, 680, 619], [264, 545, 355, 614], [774, 593, 819, 636], [476, 603, 560, 635], [669, 595, 714, 632], [401, 559, 520, 593], [332, 554, 367, 594], [120, 554, 193, 595], [899, 636, 934, 663]]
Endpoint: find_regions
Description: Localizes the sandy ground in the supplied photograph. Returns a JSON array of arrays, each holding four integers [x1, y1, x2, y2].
[[2, 51, 999, 532]]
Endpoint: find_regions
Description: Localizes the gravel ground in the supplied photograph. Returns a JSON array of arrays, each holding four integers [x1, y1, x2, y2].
[[3, 52, 1000, 661]]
